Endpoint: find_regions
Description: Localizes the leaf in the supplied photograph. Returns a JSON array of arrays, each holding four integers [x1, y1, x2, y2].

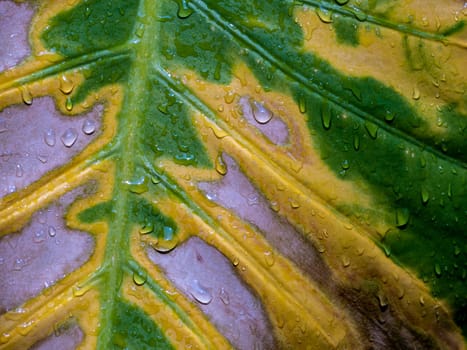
[[0, 0, 466, 349]]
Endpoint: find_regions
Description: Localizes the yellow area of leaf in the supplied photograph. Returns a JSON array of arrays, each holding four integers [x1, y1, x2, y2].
[[156, 64, 464, 347], [0, 160, 114, 349], [295, 3, 467, 131]]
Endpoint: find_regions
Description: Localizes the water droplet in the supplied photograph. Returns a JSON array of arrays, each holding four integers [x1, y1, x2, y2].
[[224, 91, 235, 104], [84, 6, 92, 18], [73, 284, 90, 297], [316, 8, 333, 23], [215, 153, 227, 175], [341, 159, 350, 170], [133, 271, 147, 286], [232, 257, 239, 266], [383, 245, 391, 257], [82, 119, 96, 135], [219, 287, 230, 305], [65, 97, 73, 111], [21, 87, 33, 105], [298, 95, 307, 114], [454, 246, 461, 256], [342, 256, 350, 267], [349, 5, 368, 21], [353, 134, 360, 150], [252, 101, 273, 124], [0, 332, 10, 344], [377, 293, 388, 311], [420, 155, 426, 168], [289, 198, 300, 209], [61, 128, 78, 147], [139, 221, 154, 235], [153, 226, 178, 253], [177, 0, 193, 18], [123, 176, 148, 194], [412, 87, 420, 100], [44, 128, 56, 147], [421, 186, 430, 204], [395, 208, 410, 227], [37, 154, 48, 163], [384, 111, 395, 122], [435, 263, 442, 276], [135, 23, 145, 38], [335, 0, 349, 4], [321, 103, 332, 130], [59, 75, 74, 94], [264, 251, 275, 267], [190, 279, 212, 305], [364, 121, 378, 139], [419, 295, 425, 306], [151, 175, 161, 184], [48, 226, 56, 237], [15, 164, 23, 177]]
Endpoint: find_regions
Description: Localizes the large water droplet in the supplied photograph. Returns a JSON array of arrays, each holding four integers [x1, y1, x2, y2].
[[59, 75, 74, 94], [82, 119, 96, 135], [177, 0, 193, 18], [21, 87, 33, 105], [395, 207, 410, 227], [61, 128, 78, 147], [190, 279, 212, 305], [139, 221, 154, 235], [44, 128, 56, 147], [412, 87, 420, 100], [252, 101, 273, 124], [133, 271, 147, 286], [215, 153, 227, 175], [65, 97, 73, 111], [316, 8, 333, 23], [321, 103, 332, 130]]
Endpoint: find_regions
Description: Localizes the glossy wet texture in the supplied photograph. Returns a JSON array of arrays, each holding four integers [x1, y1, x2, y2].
[[148, 237, 276, 350], [0, 187, 95, 312]]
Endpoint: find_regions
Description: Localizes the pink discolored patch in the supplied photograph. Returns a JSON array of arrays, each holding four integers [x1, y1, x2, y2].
[[0, 97, 103, 199], [30, 322, 84, 350], [0, 1, 34, 72], [148, 237, 276, 350], [0, 186, 95, 313], [238, 96, 289, 145], [198, 154, 331, 287]]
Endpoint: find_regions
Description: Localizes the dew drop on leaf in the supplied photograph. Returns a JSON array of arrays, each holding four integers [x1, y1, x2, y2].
[[48, 226, 56, 237], [316, 8, 333, 23], [264, 250, 275, 267], [435, 263, 442, 276], [341, 159, 350, 170], [215, 153, 227, 175], [395, 207, 410, 227], [20, 87, 32, 105], [190, 279, 212, 305], [321, 103, 332, 130], [335, 0, 349, 4], [133, 271, 147, 286], [82, 119, 96, 135], [353, 134, 360, 150], [176, 0, 193, 19], [219, 287, 230, 305], [364, 121, 378, 139], [252, 101, 273, 124], [59, 75, 74, 94], [65, 97, 73, 111], [412, 86, 421, 100], [61, 128, 78, 147], [421, 186, 430, 204], [44, 128, 56, 147], [139, 221, 154, 235], [15, 164, 23, 177]]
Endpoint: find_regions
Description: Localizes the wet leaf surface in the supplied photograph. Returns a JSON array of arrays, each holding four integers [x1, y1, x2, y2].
[[0, 0, 466, 349]]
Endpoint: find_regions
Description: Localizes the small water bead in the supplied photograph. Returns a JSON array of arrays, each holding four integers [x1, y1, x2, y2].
[[65, 97, 73, 111], [316, 8, 333, 23], [395, 208, 410, 227], [82, 119, 96, 135], [44, 128, 56, 147], [219, 287, 230, 305], [412, 87, 420, 100], [215, 153, 227, 175], [264, 251, 275, 267], [37, 154, 48, 163], [48, 226, 56, 237], [252, 101, 273, 124], [190, 279, 212, 305], [133, 271, 147, 286], [61, 128, 78, 147], [15, 164, 23, 177]]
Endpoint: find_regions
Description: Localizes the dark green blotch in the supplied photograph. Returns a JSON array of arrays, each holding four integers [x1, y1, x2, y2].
[[112, 299, 173, 350], [78, 201, 113, 223], [333, 15, 359, 46], [72, 55, 131, 104], [139, 77, 211, 167], [129, 196, 178, 240], [42, 0, 138, 57]]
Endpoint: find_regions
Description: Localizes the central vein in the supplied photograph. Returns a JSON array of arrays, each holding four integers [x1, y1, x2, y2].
[[97, 0, 159, 348]]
